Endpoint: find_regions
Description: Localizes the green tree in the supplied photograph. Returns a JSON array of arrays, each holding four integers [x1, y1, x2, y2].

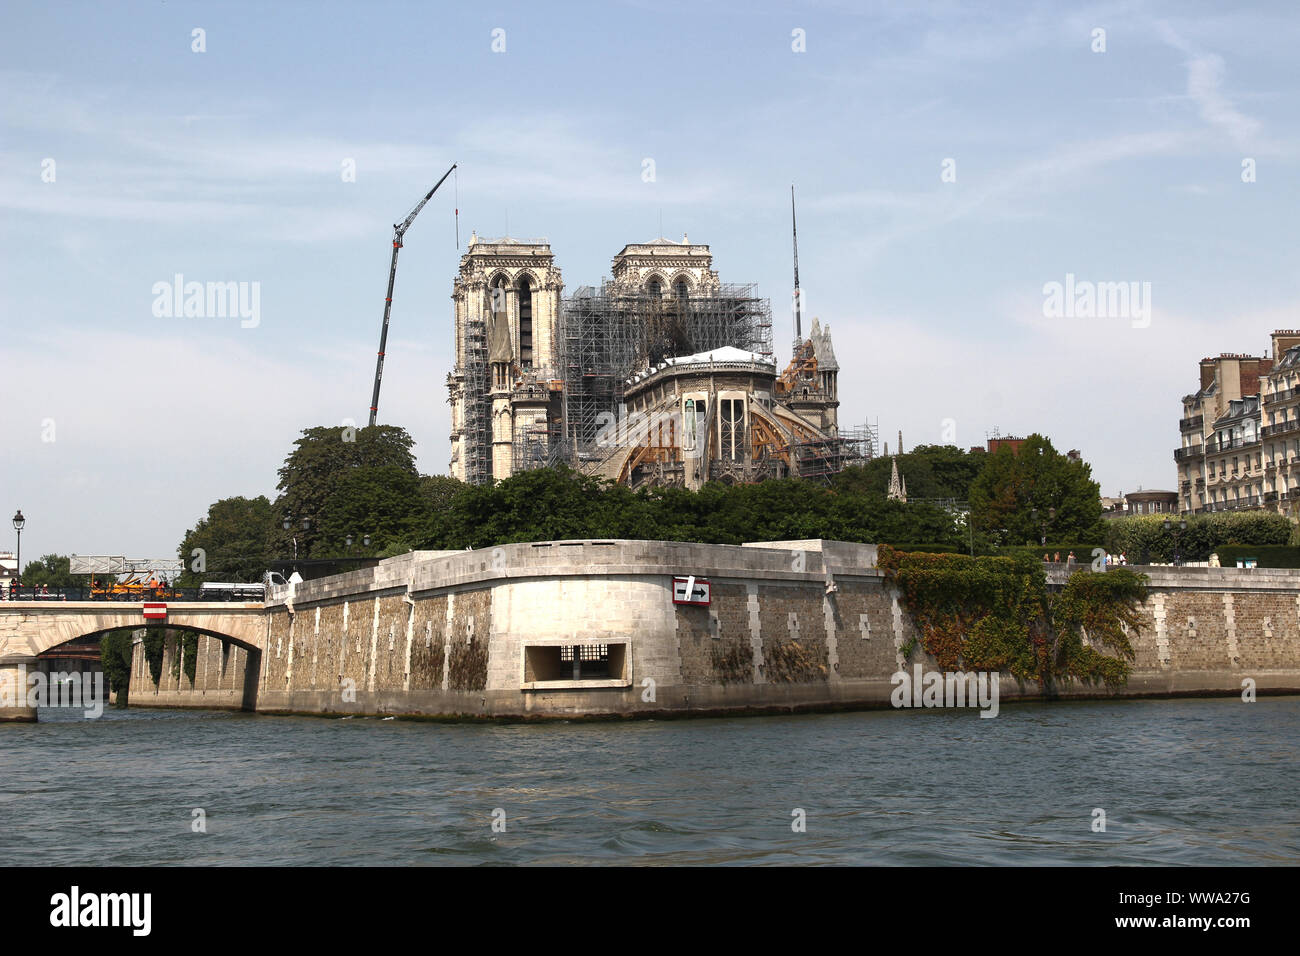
[[314, 464, 431, 557], [274, 424, 417, 558], [177, 496, 274, 584], [969, 434, 1102, 545], [20, 554, 78, 589], [835, 445, 986, 501]]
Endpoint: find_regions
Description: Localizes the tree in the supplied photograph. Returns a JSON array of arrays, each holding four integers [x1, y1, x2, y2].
[[314, 464, 430, 557], [20, 554, 78, 589], [273, 424, 417, 558], [968, 434, 1102, 545], [177, 496, 274, 583], [835, 445, 986, 502]]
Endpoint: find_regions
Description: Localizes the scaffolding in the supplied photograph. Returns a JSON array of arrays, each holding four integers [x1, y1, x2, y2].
[[561, 282, 774, 453], [787, 421, 878, 482], [460, 315, 492, 485], [509, 376, 567, 474]]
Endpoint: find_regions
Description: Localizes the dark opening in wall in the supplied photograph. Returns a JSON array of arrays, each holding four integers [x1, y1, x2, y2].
[[524, 643, 627, 683]]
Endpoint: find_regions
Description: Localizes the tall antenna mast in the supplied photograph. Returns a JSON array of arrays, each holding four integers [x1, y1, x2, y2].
[[791, 184, 803, 348]]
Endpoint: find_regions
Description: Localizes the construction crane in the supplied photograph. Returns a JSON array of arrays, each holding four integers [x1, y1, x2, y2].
[[368, 162, 458, 428]]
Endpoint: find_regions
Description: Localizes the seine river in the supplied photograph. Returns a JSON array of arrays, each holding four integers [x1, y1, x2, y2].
[[3, 697, 1297, 866]]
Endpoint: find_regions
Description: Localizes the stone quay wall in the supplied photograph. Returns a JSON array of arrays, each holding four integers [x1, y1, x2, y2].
[[229, 539, 1299, 719]]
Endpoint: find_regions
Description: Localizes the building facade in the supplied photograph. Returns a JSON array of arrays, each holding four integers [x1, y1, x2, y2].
[[1176, 330, 1300, 516]]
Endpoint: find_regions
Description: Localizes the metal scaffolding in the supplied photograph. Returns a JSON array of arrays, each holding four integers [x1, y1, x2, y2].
[[560, 282, 774, 452], [460, 315, 492, 485], [787, 421, 878, 482]]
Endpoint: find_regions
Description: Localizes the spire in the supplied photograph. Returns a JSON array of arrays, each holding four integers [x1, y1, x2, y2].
[[887, 456, 907, 502], [791, 184, 802, 351]]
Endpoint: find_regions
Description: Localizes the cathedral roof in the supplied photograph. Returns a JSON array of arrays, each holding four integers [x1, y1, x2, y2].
[[625, 346, 775, 387]]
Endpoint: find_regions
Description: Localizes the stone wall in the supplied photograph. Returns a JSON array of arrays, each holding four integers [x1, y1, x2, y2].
[[128, 630, 253, 711], [113, 541, 1300, 719]]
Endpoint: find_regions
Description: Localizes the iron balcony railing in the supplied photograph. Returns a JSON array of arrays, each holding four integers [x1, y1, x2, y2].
[[1174, 445, 1203, 461], [1179, 414, 1204, 431], [1261, 419, 1300, 438]]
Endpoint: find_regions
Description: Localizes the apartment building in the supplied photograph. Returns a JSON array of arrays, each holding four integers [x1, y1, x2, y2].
[[1177, 330, 1300, 516]]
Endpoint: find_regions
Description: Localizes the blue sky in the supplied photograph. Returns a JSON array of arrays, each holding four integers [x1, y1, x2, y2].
[[2, 0, 1298, 558]]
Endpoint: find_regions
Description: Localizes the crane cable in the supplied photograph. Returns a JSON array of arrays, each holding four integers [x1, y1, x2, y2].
[[454, 165, 459, 249]]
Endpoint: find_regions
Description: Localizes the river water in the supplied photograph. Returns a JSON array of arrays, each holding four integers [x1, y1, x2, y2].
[[2, 697, 1297, 865]]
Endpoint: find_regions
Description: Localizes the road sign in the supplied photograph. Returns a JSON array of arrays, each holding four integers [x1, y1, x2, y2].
[[143, 603, 167, 621], [672, 575, 711, 606]]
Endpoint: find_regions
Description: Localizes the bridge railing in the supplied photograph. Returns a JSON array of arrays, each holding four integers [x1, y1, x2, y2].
[[0, 586, 257, 603]]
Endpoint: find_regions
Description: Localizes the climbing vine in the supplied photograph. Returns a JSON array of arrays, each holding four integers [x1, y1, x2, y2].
[[877, 545, 1146, 690], [144, 627, 165, 686], [99, 629, 134, 706]]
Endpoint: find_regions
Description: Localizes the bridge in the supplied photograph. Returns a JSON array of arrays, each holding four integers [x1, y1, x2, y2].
[[0, 600, 266, 721]]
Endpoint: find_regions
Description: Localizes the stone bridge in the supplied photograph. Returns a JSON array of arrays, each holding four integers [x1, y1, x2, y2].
[[0, 601, 266, 720]]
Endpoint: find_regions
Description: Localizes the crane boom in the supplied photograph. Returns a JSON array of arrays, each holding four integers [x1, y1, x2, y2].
[[368, 162, 457, 428]]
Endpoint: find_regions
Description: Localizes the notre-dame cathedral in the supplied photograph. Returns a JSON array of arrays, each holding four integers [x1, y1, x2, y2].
[[446, 233, 859, 488]]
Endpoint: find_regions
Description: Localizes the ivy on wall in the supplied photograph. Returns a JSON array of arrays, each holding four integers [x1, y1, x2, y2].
[[877, 545, 1146, 690]]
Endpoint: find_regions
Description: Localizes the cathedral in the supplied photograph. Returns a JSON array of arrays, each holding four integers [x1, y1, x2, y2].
[[446, 233, 861, 488]]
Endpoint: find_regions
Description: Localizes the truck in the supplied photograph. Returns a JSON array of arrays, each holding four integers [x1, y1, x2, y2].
[[197, 572, 289, 602]]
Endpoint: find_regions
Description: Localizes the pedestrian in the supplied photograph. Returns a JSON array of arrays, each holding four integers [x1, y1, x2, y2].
[[1067, 551, 1076, 568], [1043, 553, 1050, 562], [1120, 551, 1128, 566], [1053, 551, 1061, 563]]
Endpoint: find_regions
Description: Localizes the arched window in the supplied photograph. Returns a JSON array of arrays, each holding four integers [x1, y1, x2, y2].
[[647, 277, 663, 297], [674, 278, 689, 300], [517, 277, 533, 369]]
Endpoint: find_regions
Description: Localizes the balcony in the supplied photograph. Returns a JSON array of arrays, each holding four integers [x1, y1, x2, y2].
[[1179, 414, 1204, 431], [1264, 491, 1278, 503], [1174, 445, 1203, 462], [1265, 386, 1300, 404], [1261, 420, 1300, 439], [1207, 435, 1261, 451]]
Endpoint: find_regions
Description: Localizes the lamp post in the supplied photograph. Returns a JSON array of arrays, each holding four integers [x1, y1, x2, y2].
[[283, 516, 310, 561], [1163, 517, 1188, 566], [1030, 506, 1056, 548], [11, 510, 24, 588], [344, 533, 373, 551]]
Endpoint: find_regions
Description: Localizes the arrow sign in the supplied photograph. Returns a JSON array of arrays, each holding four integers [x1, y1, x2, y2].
[[671, 576, 711, 606], [143, 603, 167, 621]]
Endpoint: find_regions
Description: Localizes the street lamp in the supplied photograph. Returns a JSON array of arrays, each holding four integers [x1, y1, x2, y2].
[[283, 515, 309, 560], [1030, 506, 1057, 547], [1163, 517, 1188, 566], [11, 510, 24, 588]]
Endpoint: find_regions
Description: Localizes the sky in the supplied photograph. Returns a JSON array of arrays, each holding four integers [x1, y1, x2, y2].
[[2, 0, 1298, 560]]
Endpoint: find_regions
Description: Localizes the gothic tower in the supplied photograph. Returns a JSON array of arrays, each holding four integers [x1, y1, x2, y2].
[[447, 234, 563, 483]]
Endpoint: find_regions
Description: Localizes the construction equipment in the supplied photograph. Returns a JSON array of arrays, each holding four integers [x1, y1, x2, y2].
[[89, 572, 183, 602], [368, 162, 458, 428]]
